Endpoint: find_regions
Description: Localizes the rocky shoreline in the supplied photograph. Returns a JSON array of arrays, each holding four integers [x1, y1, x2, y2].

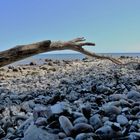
[[0, 57, 140, 140]]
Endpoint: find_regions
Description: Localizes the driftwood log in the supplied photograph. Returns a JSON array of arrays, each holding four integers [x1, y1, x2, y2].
[[0, 37, 123, 67]]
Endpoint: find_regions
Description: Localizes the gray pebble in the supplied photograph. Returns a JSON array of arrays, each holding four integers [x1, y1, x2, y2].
[[127, 90, 140, 101], [109, 94, 126, 101], [73, 117, 88, 125], [59, 115, 74, 136], [89, 114, 103, 130], [102, 105, 121, 116], [117, 115, 128, 126]]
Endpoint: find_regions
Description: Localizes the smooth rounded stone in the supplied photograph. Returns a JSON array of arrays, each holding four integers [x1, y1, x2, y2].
[[80, 104, 91, 119], [119, 99, 132, 107], [59, 115, 74, 136], [102, 105, 121, 116], [73, 117, 88, 125], [127, 90, 140, 101], [72, 112, 84, 119], [117, 115, 128, 126], [63, 137, 74, 140], [109, 94, 126, 101], [75, 133, 94, 140], [21, 124, 58, 140], [128, 132, 140, 140], [89, 114, 103, 130], [73, 123, 93, 134], [58, 132, 67, 139], [95, 125, 119, 139], [51, 102, 71, 115], [34, 117, 47, 126]]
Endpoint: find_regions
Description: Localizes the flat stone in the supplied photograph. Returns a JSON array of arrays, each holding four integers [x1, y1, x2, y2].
[[22, 124, 58, 140], [127, 90, 140, 101], [117, 115, 128, 126]]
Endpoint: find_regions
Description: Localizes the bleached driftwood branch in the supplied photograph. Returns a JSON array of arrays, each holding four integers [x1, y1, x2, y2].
[[0, 37, 123, 67]]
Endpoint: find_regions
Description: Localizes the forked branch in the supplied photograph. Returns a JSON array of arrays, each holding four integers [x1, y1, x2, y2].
[[0, 37, 125, 67]]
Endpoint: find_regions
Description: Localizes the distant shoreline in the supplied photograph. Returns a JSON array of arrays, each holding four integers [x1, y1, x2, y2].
[[9, 53, 140, 66]]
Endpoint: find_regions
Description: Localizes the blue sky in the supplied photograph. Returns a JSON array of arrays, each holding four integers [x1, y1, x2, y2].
[[0, 0, 140, 53]]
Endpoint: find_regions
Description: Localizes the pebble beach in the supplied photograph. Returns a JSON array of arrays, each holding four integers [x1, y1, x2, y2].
[[0, 57, 140, 140]]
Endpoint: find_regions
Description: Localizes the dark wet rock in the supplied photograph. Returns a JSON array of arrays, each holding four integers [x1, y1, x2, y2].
[[89, 114, 103, 130], [81, 104, 91, 119], [75, 133, 94, 140], [95, 125, 121, 139], [21, 124, 58, 140], [94, 95, 104, 105], [29, 61, 37, 66], [59, 115, 74, 136], [47, 93, 64, 105], [111, 122, 122, 131], [73, 117, 88, 125], [135, 64, 140, 70], [117, 115, 128, 126], [131, 106, 140, 115], [73, 123, 93, 134], [127, 90, 140, 101]]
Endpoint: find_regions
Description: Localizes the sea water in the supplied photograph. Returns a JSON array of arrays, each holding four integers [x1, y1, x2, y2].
[[11, 53, 140, 66]]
